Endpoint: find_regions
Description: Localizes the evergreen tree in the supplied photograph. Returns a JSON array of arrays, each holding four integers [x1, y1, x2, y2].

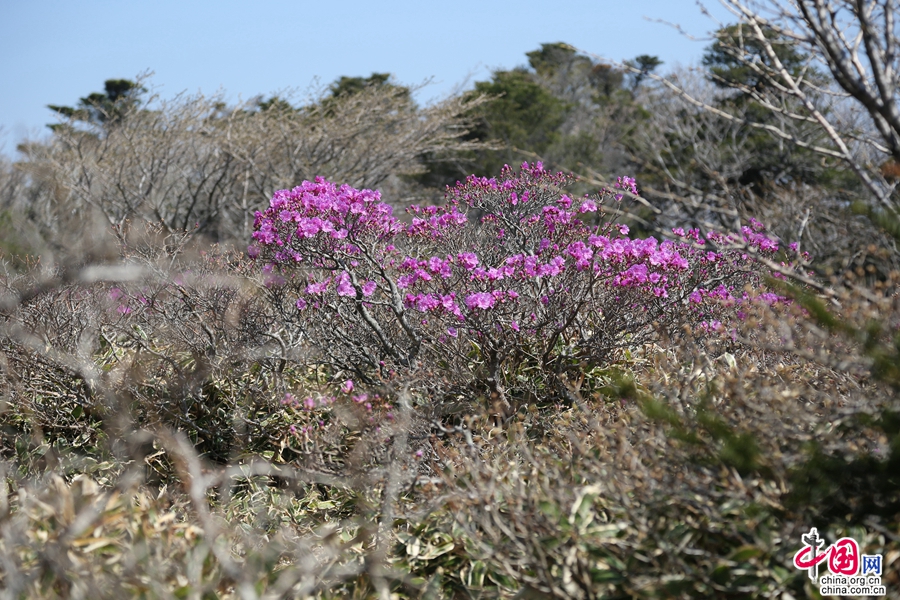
[[47, 78, 145, 129]]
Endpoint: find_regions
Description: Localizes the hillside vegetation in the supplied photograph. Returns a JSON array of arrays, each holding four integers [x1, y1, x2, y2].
[[1, 2, 900, 598]]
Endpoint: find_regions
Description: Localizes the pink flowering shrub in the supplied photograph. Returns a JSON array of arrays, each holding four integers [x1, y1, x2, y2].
[[251, 163, 781, 410]]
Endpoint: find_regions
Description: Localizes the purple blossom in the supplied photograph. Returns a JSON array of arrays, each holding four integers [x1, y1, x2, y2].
[[297, 217, 323, 237], [306, 279, 330, 295], [336, 272, 355, 297], [412, 294, 441, 311], [465, 292, 496, 310], [619, 263, 648, 285], [254, 170, 777, 400], [457, 252, 479, 270]]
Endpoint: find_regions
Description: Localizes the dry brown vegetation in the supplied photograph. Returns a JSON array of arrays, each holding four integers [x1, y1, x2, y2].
[[2, 251, 898, 598], [2, 3, 900, 597]]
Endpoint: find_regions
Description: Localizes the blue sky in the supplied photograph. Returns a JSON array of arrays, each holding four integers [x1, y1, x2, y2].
[[0, 1, 733, 151]]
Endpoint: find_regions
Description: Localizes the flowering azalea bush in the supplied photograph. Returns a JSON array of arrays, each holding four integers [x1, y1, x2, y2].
[[251, 163, 782, 411]]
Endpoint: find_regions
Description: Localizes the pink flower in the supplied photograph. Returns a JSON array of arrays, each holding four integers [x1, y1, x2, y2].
[[428, 256, 448, 274], [539, 256, 565, 276], [400, 256, 419, 270], [297, 217, 323, 237], [616, 176, 638, 194], [567, 241, 593, 269], [579, 199, 597, 213], [306, 279, 330, 295], [362, 281, 377, 296], [700, 320, 723, 332], [349, 199, 366, 214], [486, 267, 504, 281], [336, 272, 355, 297], [296, 298, 308, 310], [588, 234, 607, 248], [457, 252, 479, 270], [620, 263, 648, 285], [414, 294, 441, 311], [341, 380, 354, 393], [465, 292, 496, 310]]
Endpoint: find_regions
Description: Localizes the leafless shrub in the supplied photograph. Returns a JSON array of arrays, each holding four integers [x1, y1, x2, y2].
[[222, 84, 486, 228], [622, 1, 900, 219], [12, 79, 486, 251]]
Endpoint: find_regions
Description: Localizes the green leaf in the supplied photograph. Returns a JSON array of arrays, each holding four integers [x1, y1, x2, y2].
[[419, 536, 455, 560], [466, 560, 487, 587], [729, 545, 764, 562]]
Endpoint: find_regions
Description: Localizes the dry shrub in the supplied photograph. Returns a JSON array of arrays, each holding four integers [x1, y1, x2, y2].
[[2, 247, 900, 598], [11, 79, 485, 250], [2, 201, 899, 598], [392, 295, 900, 598]]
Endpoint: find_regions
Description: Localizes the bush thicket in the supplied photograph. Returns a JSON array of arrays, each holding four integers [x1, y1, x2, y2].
[[2, 4, 900, 597]]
